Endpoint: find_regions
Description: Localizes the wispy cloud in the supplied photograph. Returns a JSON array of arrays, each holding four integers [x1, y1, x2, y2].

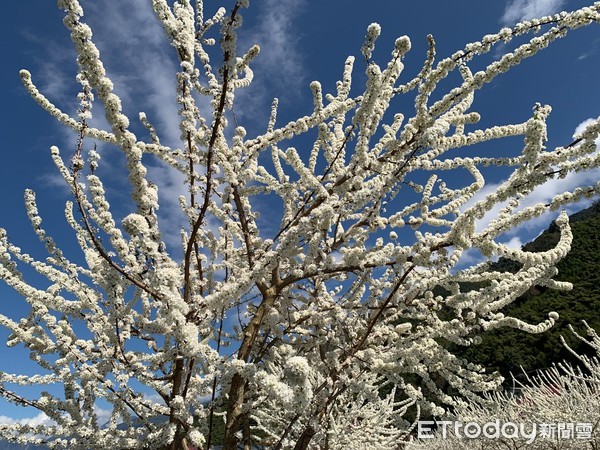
[[145, 164, 187, 252], [244, 0, 307, 93], [81, 1, 310, 253], [24, 0, 310, 249], [235, 0, 307, 125], [84, 0, 181, 146], [27, 1, 189, 253], [85, 1, 196, 255], [577, 37, 600, 61], [468, 167, 599, 237], [500, 0, 567, 26]]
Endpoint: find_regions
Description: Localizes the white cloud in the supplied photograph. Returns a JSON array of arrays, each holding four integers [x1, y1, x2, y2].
[[0, 412, 55, 427], [454, 247, 486, 270], [574, 116, 600, 138], [26, 1, 291, 258], [503, 236, 523, 249], [81, 1, 308, 255], [0, 405, 113, 432], [469, 166, 599, 237], [500, 0, 567, 26]]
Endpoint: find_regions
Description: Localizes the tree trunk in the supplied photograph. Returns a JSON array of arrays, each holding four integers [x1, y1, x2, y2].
[[222, 372, 246, 450], [292, 425, 317, 450]]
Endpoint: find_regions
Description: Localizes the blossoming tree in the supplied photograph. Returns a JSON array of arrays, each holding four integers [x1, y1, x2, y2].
[[1, 0, 599, 449]]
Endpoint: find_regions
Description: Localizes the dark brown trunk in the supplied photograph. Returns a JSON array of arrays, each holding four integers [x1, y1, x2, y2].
[[243, 413, 251, 450], [222, 372, 246, 450], [292, 425, 317, 450]]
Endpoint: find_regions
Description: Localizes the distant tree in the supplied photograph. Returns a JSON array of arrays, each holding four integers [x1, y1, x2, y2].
[[1, 1, 599, 449]]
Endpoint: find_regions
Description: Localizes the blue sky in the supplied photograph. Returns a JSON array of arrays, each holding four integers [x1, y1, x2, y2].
[[0, 0, 598, 425]]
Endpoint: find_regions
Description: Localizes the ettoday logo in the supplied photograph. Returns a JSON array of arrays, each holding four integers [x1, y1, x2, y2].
[[417, 420, 593, 444]]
